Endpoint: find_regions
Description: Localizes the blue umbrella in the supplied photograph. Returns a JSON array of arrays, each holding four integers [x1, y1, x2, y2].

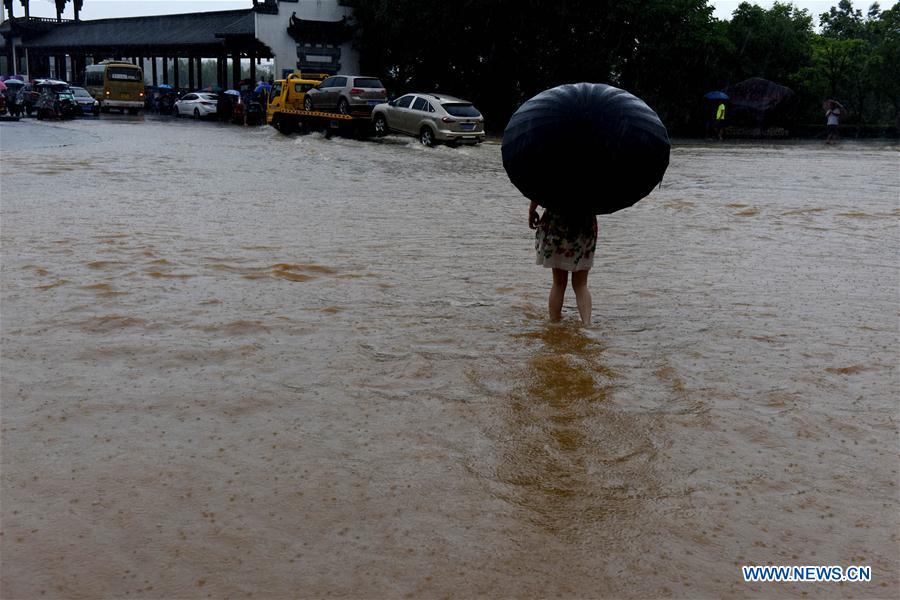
[[255, 83, 271, 93], [224, 89, 240, 96], [158, 84, 173, 90], [704, 91, 729, 100]]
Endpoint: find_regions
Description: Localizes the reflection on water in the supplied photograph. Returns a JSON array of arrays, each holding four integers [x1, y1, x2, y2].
[[1, 119, 898, 598], [496, 326, 620, 535]]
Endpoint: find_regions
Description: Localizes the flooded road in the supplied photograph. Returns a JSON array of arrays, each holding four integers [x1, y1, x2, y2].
[[1, 116, 898, 598]]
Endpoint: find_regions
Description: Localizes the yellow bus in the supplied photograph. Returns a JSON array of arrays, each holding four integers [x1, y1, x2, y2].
[[84, 60, 144, 114]]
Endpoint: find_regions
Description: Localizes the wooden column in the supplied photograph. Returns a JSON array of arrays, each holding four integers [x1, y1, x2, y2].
[[231, 52, 240, 89], [173, 56, 179, 90], [196, 57, 203, 89], [216, 56, 223, 88], [249, 52, 256, 82], [188, 57, 195, 90], [162, 57, 168, 85], [151, 56, 158, 86]]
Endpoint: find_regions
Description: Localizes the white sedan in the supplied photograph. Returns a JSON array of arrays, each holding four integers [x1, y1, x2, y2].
[[174, 92, 218, 119]]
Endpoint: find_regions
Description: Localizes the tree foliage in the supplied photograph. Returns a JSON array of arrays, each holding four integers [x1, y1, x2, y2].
[[340, 0, 899, 134]]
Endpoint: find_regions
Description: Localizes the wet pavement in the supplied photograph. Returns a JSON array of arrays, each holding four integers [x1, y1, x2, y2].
[[1, 114, 898, 598]]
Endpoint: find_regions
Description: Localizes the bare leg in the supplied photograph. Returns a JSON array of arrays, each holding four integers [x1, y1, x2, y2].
[[571, 269, 592, 325], [549, 268, 567, 321]]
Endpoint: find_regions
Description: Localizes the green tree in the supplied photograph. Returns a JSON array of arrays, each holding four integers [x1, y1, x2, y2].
[[724, 2, 814, 87]]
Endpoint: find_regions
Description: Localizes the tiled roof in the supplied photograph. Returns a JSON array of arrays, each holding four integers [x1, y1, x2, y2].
[[23, 9, 254, 49]]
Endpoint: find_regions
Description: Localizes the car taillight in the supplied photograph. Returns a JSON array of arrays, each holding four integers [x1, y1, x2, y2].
[[442, 116, 456, 123], [379, 89, 387, 96], [350, 88, 363, 94], [200, 101, 214, 106]]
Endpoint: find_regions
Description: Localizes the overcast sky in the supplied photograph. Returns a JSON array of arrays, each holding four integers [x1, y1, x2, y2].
[[0, 0, 866, 26]]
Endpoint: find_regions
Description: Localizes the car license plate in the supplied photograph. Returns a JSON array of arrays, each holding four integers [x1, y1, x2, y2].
[[367, 100, 380, 106], [460, 123, 475, 131]]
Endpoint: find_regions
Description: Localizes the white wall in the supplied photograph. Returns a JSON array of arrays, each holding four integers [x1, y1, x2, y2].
[[255, 0, 359, 79]]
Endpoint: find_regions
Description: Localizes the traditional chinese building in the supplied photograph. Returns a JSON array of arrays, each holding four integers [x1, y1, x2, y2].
[[0, 0, 359, 85]]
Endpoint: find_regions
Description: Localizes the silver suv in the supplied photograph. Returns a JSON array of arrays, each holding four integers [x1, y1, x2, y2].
[[372, 93, 485, 146], [303, 75, 387, 115]]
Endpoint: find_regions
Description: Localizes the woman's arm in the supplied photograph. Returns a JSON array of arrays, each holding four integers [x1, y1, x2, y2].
[[528, 201, 540, 229]]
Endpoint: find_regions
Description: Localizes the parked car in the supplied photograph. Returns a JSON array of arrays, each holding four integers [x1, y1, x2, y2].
[[34, 80, 79, 120], [70, 86, 100, 116], [174, 92, 218, 119], [303, 75, 387, 115], [372, 93, 486, 147], [16, 82, 41, 116]]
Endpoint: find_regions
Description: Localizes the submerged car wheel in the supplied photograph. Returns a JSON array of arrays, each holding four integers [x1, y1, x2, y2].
[[419, 126, 435, 147], [193, 108, 200, 120], [373, 114, 388, 137], [304, 97, 313, 112], [338, 98, 350, 115]]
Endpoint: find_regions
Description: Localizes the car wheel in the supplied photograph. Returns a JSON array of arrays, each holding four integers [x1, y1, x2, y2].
[[338, 98, 350, 115], [304, 96, 313, 112], [419, 126, 435, 147], [373, 114, 388, 136], [194, 108, 200, 120]]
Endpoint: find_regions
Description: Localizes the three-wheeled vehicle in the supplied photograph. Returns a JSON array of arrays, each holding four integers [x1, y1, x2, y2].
[[35, 80, 79, 120]]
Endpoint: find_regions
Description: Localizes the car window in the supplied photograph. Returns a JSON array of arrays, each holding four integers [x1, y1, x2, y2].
[[443, 103, 481, 117], [395, 95, 414, 109], [412, 97, 429, 112], [72, 88, 91, 97], [183, 94, 197, 101], [199, 94, 217, 101], [354, 78, 383, 89], [318, 77, 333, 88], [332, 77, 347, 87], [294, 83, 314, 93]]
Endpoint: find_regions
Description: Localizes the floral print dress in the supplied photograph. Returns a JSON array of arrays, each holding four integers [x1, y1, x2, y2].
[[535, 210, 598, 272]]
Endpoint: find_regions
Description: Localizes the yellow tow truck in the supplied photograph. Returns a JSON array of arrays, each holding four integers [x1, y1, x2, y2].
[[267, 73, 373, 138]]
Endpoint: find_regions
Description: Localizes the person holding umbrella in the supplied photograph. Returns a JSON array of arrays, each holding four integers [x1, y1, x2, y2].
[[704, 91, 729, 140], [825, 100, 843, 145], [529, 202, 598, 324], [504, 83, 671, 325]]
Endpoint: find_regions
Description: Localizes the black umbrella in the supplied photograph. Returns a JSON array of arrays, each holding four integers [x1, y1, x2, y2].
[[502, 83, 670, 215]]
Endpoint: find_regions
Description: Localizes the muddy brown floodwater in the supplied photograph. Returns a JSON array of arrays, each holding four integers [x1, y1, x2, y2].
[[1, 116, 898, 599]]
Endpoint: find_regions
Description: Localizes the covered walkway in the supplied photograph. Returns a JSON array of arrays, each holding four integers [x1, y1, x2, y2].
[[1, 9, 273, 88]]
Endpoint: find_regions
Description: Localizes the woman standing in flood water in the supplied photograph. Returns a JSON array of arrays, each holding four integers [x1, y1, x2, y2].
[[529, 201, 598, 324]]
